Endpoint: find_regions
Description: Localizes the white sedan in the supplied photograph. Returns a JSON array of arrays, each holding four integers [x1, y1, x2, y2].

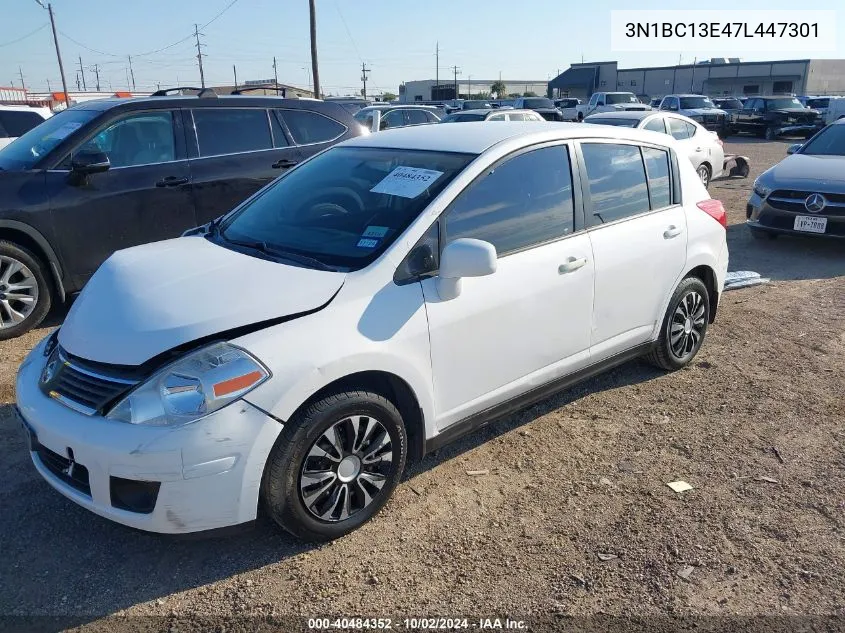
[[585, 111, 725, 187]]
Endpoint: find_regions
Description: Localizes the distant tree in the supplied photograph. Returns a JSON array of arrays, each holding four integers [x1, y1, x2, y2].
[[490, 80, 507, 98], [381, 92, 397, 102], [523, 91, 537, 97]]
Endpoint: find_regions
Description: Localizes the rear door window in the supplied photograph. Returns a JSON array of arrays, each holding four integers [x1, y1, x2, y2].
[[641, 147, 672, 209], [667, 117, 692, 140], [643, 117, 667, 134], [278, 109, 347, 145], [581, 143, 650, 224], [380, 109, 406, 130], [406, 109, 430, 126], [193, 108, 272, 157]]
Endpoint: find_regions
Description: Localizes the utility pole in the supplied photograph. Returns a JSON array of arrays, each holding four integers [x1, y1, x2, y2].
[[690, 56, 697, 92], [125, 66, 131, 90], [435, 41, 439, 95], [18, 67, 25, 93], [35, 2, 70, 106], [75, 71, 80, 90], [78, 55, 86, 91], [360, 62, 370, 100], [452, 65, 460, 100], [46, 78, 51, 91], [93, 63, 100, 91], [128, 55, 136, 91], [233, 65, 238, 89], [308, 0, 320, 98], [467, 75, 471, 98], [273, 56, 278, 87], [194, 23, 206, 88]]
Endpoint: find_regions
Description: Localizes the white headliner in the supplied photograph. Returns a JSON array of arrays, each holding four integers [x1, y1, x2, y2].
[[342, 121, 674, 154]]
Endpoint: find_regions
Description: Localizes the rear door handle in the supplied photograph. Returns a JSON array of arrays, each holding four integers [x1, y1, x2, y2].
[[663, 225, 683, 239], [558, 256, 587, 274], [156, 176, 189, 188], [272, 159, 299, 169]]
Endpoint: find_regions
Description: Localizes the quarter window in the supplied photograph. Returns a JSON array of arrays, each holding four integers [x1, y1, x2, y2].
[[445, 145, 575, 255], [78, 111, 176, 168], [642, 147, 672, 209], [194, 108, 272, 157], [667, 117, 694, 140], [581, 143, 650, 223], [279, 109, 346, 144], [643, 117, 667, 134]]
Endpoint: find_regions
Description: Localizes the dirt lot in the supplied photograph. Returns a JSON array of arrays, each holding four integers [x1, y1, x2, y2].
[[1, 138, 843, 632]]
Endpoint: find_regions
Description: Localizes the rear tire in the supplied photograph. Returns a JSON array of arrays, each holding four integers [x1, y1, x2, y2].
[[0, 241, 53, 341], [262, 390, 407, 542], [764, 126, 777, 141], [697, 163, 712, 188], [646, 277, 710, 371]]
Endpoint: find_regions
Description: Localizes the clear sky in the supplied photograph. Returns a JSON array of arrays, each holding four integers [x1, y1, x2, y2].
[[1, 0, 843, 96]]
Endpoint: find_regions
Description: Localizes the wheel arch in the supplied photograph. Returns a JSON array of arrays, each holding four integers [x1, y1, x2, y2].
[[0, 220, 65, 299], [278, 370, 427, 464], [685, 264, 719, 323]]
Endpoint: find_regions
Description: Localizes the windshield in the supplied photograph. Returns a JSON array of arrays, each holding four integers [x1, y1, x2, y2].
[[767, 98, 804, 110], [715, 99, 743, 110], [679, 96, 716, 109], [219, 147, 474, 271], [556, 99, 577, 107], [0, 108, 98, 171], [806, 98, 830, 109], [798, 124, 845, 156], [441, 113, 486, 122], [605, 93, 638, 104], [584, 118, 639, 127], [523, 98, 554, 109]]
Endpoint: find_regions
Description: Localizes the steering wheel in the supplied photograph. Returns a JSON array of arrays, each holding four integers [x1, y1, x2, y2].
[[298, 186, 365, 222]]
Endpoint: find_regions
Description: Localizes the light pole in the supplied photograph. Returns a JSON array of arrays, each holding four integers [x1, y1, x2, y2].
[[34, 1, 70, 107]]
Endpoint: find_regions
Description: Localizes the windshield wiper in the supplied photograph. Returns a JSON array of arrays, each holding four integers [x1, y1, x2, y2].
[[224, 236, 338, 272]]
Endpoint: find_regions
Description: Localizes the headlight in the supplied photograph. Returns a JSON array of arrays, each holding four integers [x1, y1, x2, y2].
[[753, 180, 773, 198], [106, 343, 269, 426]]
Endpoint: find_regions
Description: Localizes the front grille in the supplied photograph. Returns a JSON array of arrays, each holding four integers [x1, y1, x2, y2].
[[35, 443, 91, 496], [41, 348, 138, 415], [767, 190, 845, 216]]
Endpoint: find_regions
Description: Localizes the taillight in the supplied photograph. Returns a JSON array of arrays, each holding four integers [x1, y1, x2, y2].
[[697, 199, 727, 228]]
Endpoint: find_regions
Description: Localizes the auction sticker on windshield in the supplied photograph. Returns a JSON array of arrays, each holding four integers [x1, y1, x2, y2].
[[370, 166, 444, 199]]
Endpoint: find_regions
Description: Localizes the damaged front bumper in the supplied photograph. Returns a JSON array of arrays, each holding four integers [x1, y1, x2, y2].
[[722, 154, 750, 178], [15, 337, 283, 534]]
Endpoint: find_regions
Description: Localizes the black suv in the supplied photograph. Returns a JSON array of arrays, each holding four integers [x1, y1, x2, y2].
[[0, 92, 363, 338], [733, 96, 822, 140]]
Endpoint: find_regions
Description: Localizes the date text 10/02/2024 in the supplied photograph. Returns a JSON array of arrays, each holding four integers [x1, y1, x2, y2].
[[307, 618, 528, 630]]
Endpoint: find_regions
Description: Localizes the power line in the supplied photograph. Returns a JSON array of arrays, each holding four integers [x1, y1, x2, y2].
[[0, 23, 48, 47]]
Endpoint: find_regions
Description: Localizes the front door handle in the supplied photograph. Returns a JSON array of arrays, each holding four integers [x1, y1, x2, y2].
[[663, 225, 683, 239], [558, 256, 587, 274], [272, 158, 299, 169], [156, 176, 189, 188]]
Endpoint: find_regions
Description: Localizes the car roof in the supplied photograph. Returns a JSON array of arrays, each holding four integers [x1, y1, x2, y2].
[[68, 95, 347, 112], [342, 121, 674, 154], [452, 108, 541, 116], [358, 104, 439, 112], [665, 94, 707, 98]]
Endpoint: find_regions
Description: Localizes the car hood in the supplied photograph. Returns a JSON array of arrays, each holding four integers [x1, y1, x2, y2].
[[682, 108, 727, 117], [612, 104, 651, 111], [766, 154, 845, 187], [772, 108, 817, 116], [59, 237, 346, 366]]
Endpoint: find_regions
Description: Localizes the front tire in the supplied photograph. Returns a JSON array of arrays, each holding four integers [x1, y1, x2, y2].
[[764, 126, 777, 141], [0, 241, 53, 341], [262, 390, 407, 542], [647, 277, 710, 371]]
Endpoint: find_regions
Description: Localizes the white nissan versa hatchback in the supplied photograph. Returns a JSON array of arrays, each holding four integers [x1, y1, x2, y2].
[[16, 123, 729, 541]]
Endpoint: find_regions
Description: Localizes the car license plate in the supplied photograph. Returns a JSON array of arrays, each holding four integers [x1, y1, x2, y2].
[[794, 215, 827, 233]]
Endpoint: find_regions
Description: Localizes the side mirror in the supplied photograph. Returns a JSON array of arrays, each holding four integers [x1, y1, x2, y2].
[[71, 150, 110, 175], [787, 143, 802, 155], [436, 238, 497, 300]]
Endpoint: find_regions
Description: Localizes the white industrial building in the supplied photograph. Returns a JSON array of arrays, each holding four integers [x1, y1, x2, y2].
[[399, 78, 548, 102]]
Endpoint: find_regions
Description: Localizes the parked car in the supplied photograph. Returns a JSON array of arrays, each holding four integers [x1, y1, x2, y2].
[[354, 105, 441, 132], [461, 100, 493, 110], [554, 98, 582, 121], [649, 97, 662, 108], [576, 92, 652, 120], [746, 118, 845, 239], [0, 92, 363, 339], [711, 97, 744, 132], [658, 95, 730, 136], [733, 96, 822, 140], [825, 97, 845, 124], [584, 111, 726, 187], [510, 97, 564, 121], [0, 105, 52, 150], [16, 122, 728, 541], [439, 109, 544, 122]]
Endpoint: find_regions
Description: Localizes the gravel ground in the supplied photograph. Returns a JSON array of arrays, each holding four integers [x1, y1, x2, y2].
[[1, 138, 843, 633]]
